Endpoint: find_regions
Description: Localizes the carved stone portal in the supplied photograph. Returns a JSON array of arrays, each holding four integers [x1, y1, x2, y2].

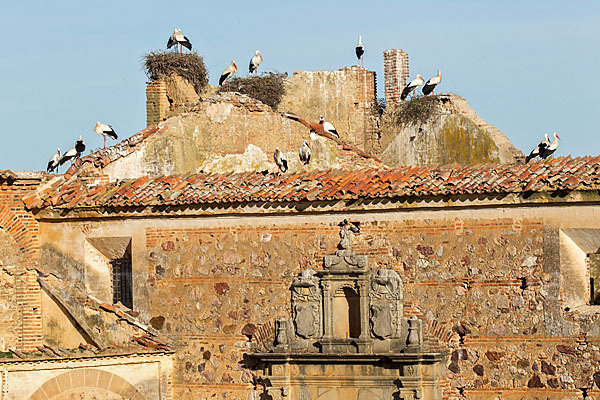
[[251, 220, 446, 400]]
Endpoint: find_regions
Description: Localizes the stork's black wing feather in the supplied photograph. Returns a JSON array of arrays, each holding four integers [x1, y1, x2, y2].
[[400, 84, 413, 100], [167, 37, 175, 49], [422, 83, 436, 96], [181, 37, 192, 50], [355, 46, 364, 59]]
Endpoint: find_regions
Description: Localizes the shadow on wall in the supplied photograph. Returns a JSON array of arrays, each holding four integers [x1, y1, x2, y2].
[[40, 243, 86, 283]]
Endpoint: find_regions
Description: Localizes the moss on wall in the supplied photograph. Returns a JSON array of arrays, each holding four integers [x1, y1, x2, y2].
[[437, 115, 499, 165]]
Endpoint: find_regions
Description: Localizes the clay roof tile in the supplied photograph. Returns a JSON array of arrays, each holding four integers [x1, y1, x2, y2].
[[25, 156, 600, 211]]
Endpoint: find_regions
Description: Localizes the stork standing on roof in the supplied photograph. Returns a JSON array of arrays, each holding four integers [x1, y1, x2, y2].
[[249, 51, 262, 74], [274, 147, 288, 173], [401, 74, 425, 100], [58, 144, 79, 167], [299, 140, 311, 165], [95, 122, 118, 149], [75, 135, 86, 156], [540, 132, 560, 159], [355, 35, 364, 67], [46, 148, 61, 173], [319, 115, 339, 138], [525, 133, 550, 163], [167, 28, 192, 54], [220, 61, 238, 92], [422, 70, 442, 96]]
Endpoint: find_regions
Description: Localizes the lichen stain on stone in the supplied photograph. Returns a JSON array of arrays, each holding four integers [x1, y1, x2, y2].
[[438, 115, 499, 165]]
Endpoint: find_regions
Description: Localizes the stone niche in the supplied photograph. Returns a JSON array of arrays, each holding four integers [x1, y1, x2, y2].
[[250, 220, 446, 400]]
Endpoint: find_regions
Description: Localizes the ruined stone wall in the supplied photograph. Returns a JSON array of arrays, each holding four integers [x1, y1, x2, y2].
[[105, 91, 381, 180], [35, 201, 600, 400], [144, 66, 378, 160], [279, 66, 378, 151]]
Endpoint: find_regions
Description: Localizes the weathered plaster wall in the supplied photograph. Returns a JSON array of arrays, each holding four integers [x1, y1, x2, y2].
[[0, 265, 18, 351], [109, 94, 321, 179], [36, 201, 600, 399], [0, 353, 171, 400], [41, 288, 88, 348]]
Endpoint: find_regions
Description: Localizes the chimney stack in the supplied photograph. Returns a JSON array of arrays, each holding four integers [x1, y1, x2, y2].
[[383, 49, 409, 104]]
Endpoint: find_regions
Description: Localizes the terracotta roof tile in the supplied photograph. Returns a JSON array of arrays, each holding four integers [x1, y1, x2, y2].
[[24, 156, 600, 211]]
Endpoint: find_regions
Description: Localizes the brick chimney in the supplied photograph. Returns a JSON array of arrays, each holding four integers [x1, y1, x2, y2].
[[383, 49, 409, 104], [146, 81, 169, 126]]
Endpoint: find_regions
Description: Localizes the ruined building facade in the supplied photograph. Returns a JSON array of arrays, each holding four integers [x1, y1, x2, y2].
[[1, 49, 598, 400]]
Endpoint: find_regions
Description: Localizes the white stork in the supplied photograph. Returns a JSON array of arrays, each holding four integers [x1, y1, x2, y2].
[[249, 51, 262, 74], [401, 74, 425, 100], [219, 61, 238, 92], [75, 135, 86, 155], [422, 70, 442, 96], [274, 147, 288, 173], [299, 140, 311, 165], [167, 28, 192, 53], [319, 115, 339, 138], [525, 133, 550, 163], [46, 148, 61, 173], [355, 35, 364, 66], [58, 146, 78, 167], [95, 122, 118, 149], [540, 132, 560, 159]]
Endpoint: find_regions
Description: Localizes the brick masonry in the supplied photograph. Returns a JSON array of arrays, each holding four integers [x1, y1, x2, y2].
[[384, 49, 409, 104], [0, 177, 42, 352]]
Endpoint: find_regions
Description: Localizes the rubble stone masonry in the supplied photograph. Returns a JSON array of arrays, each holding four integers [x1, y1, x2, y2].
[[129, 214, 579, 399]]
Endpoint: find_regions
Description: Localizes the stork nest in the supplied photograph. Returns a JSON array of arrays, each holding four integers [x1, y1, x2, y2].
[[143, 51, 209, 95], [219, 73, 287, 109], [386, 95, 444, 126]]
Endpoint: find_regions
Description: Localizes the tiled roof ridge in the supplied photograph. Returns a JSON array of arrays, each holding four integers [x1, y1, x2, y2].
[[23, 155, 600, 211], [63, 124, 167, 179]]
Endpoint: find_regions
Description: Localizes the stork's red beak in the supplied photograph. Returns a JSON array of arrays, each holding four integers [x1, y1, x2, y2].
[[557, 135, 561, 140]]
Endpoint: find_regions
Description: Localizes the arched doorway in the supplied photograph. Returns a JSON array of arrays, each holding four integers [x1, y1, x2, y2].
[[28, 368, 145, 400]]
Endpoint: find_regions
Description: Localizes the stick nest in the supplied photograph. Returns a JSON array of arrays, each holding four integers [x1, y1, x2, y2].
[[219, 73, 287, 109], [143, 51, 209, 95], [387, 95, 445, 126]]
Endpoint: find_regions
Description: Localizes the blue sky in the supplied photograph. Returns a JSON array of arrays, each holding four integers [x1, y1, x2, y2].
[[1, 0, 598, 171]]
